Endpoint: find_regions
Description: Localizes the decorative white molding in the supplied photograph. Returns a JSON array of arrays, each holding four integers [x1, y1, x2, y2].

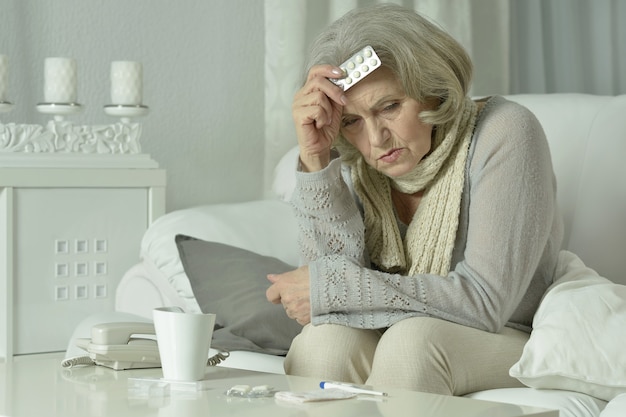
[[0, 119, 142, 154], [0, 153, 158, 169]]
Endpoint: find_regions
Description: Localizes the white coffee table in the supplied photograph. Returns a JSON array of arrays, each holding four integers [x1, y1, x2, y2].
[[0, 353, 557, 417]]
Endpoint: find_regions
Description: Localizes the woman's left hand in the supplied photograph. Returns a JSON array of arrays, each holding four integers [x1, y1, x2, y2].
[[266, 266, 311, 326]]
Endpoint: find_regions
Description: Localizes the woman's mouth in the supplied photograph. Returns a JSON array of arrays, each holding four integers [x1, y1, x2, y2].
[[378, 148, 403, 163]]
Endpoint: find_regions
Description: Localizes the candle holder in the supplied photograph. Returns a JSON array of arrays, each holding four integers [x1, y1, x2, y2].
[[0, 57, 151, 160], [36, 102, 83, 122], [104, 104, 149, 123], [0, 102, 148, 155]]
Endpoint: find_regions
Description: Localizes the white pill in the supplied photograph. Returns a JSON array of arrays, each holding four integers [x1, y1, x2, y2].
[[229, 385, 251, 393]]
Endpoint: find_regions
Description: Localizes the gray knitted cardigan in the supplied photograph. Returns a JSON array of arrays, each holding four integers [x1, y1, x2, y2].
[[291, 96, 564, 333]]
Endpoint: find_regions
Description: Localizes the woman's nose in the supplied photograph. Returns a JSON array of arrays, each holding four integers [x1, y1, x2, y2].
[[367, 120, 390, 147]]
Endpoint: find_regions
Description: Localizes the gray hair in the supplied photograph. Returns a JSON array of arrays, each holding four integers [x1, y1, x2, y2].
[[304, 3, 473, 127]]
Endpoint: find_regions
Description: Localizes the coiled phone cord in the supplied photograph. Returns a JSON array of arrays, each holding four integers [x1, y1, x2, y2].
[[61, 350, 231, 369]]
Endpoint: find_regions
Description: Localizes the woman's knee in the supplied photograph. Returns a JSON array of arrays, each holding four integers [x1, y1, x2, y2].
[[367, 317, 529, 395], [285, 323, 381, 384], [374, 316, 453, 358], [367, 317, 455, 392]]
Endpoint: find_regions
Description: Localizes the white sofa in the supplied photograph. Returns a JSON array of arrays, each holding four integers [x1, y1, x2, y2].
[[69, 94, 626, 417]]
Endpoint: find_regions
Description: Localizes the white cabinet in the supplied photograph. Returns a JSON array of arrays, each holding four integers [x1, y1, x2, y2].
[[0, 163, 166, 358]]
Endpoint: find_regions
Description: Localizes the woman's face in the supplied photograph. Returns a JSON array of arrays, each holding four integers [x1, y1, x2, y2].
[[340, 66, 436, 178]]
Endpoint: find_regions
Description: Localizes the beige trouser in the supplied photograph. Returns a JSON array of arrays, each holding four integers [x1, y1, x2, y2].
[[284, 317, 529, 396]]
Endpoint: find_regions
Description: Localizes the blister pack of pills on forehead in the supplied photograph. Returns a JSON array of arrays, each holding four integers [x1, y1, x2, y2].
[[330, 45, 381, 91]]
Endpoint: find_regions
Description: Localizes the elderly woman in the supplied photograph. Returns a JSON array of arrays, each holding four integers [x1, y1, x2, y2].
[[266, 3, 562, 396]]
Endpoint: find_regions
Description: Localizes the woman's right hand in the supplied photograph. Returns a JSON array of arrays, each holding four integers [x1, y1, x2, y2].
[[292, 65, 347, 172]]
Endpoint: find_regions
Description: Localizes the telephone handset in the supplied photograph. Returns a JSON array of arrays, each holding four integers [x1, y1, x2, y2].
[[72, 321, 161, 370], [63, 321, 229, 370]]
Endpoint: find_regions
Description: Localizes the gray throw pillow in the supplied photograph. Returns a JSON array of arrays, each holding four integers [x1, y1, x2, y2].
[[175, 235, 302, 355]]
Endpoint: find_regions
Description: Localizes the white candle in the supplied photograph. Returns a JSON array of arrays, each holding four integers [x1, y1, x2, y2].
[[44, 57, 77, 103], [0, 54, 8, 102], [110, 61, 143, 105]]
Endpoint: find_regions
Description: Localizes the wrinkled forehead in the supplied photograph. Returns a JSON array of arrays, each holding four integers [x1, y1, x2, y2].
[[342, 67, 404, 111]]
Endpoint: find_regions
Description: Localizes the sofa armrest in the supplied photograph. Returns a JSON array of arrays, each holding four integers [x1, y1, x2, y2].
[[119, 199, 299, 313], [141, 199, 299, 264], [115, 263, 183, 318]]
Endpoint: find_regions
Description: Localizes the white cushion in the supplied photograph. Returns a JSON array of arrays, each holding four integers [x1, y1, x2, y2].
[[599, 393, 626, 417], [509, 251, 626, 402]]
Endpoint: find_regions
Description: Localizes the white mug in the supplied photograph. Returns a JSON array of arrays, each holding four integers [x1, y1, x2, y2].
[[153, 307, 216, 381]]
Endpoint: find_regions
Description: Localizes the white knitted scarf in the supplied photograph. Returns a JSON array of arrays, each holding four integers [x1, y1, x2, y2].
[[345, 98, 478, 276]]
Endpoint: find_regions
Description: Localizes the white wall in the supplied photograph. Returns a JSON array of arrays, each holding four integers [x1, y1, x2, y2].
[[0, 0, 265, 212]]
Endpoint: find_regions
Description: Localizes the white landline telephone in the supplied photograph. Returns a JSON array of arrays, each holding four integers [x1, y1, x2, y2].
[[67, 321, 161, 370], [62, 321, 229, 371]]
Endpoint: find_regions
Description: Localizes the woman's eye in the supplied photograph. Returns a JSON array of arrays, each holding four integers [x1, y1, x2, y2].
[[382, 102, 399, 112], [342, 117, 358, 128]]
